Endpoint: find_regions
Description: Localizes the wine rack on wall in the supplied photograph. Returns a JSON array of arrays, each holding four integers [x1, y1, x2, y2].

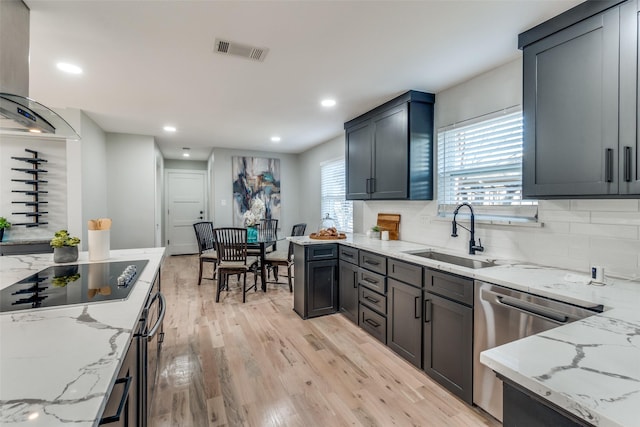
[[11, 149, 49, 227]]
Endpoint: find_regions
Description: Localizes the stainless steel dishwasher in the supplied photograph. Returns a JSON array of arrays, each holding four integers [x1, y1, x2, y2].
[[473, 280, 603, 421]]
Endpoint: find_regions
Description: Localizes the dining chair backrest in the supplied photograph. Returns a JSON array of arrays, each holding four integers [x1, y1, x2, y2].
[[291, 223, 306, 237], [193, 221, 215, 253], [214, 227, 248, 262], [287, 223, 307, 259], [258, 219, 279, 242]]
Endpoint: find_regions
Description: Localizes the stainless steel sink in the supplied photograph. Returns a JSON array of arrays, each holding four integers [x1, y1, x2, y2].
[[405, 251, 496, 269]]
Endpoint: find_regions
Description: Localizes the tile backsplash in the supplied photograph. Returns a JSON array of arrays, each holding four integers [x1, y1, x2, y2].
[[361, 199, 640, 279]]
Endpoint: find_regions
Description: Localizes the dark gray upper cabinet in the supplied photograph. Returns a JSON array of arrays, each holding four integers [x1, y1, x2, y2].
[[521, 0, 640, 198], [344, 90, 435, 200]]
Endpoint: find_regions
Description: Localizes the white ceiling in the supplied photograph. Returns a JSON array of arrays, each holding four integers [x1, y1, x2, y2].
[[24, 0, 582, 161]]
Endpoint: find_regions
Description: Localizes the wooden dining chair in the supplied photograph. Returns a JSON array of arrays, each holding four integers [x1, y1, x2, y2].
[[263, 223, 306, 292], [213, 227, 260, 303], [248, 218, 279, 257], [193, 221, 217, 286]]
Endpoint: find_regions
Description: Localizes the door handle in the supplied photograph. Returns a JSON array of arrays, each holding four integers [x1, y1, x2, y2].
[[624, 146, 632, 182], [424, 299, 431, 323], [605, 148, 614, 183]]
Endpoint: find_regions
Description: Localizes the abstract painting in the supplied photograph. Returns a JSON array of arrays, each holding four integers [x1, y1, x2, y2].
[[232, 156, 281, 226]]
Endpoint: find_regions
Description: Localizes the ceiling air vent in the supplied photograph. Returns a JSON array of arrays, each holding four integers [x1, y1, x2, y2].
[[214, 38, 269, 62]]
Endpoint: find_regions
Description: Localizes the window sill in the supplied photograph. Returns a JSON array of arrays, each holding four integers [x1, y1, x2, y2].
[[434, 214, 543, 228]]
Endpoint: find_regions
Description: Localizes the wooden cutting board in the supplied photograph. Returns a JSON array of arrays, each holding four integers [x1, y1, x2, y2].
[[377, 213, 400, 240]]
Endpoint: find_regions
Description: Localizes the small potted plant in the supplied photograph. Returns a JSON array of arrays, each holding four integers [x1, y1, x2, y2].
[[367, 225, 381, 239], [50, 230, 81, 263], [0, 217, 10, 242]]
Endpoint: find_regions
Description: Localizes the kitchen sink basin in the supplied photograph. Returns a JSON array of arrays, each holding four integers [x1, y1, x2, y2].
[[405, 251, 496, 269]]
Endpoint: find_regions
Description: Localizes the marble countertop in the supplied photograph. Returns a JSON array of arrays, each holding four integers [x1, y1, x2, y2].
[[291, 234, 640, 426], [0, 248, 165, 427]]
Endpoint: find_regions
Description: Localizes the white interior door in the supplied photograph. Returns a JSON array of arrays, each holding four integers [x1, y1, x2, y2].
[[165, 170, 206, 255]]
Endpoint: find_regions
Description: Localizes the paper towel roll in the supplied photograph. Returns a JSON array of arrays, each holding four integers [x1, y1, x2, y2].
[[88, 230, 110, 261]]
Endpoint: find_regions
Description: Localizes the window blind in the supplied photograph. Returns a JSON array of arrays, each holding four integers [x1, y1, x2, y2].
[[437, 107, 537, 219], [321, 159, 353, 232]]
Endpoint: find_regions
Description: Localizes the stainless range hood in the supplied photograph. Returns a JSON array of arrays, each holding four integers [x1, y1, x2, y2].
[[0, 0, 79, 139]]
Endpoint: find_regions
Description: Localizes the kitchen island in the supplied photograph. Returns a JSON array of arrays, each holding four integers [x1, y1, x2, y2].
[[290, 234, 640, 427], [0, 247, 165, 427]]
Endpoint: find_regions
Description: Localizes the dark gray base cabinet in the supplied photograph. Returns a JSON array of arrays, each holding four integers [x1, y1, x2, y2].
[[423, 269, 473, 404], [387, 278, 422, 368], [338, 260, 359, 324], [293, 244, 338, 319], [503, 380, 594, 427], [101, 338, 138, 426]]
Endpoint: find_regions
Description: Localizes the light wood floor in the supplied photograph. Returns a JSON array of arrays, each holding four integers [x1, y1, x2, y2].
[[149, 255, 500, 427]]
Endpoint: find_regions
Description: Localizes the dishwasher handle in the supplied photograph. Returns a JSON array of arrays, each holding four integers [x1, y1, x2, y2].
[[145, 292, 166, 341], [482, 289, 569, 324]]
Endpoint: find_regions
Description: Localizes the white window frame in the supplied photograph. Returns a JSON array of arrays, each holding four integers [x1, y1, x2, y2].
[[320, 158, 353, 232], [437, 106, 537, 222]]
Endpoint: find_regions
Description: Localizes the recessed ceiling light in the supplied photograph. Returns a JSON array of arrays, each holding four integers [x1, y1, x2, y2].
[[271, 136, 281, 142], [182, 147, 190, 157], [56, 62, 83, 74], [321, 99, 336, 107], [163, 125, 177, 132]]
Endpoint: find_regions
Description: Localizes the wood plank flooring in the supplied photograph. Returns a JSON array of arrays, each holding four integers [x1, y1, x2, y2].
[[149, 254, 500, 427]]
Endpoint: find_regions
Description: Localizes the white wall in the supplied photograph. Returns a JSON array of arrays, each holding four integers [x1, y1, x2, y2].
[[358, 58, 640, 279], [207, 148, 300, 243], [0, 135, 67, 240], [106, 133, 156, 249], [78, 112, 108, 249]]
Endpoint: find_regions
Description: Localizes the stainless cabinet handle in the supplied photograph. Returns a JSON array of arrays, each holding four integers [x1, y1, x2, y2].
[[624, 146, 632, 182], [341, 251, 354, 258], [362, 277, 379, 284], [364, 318, 380, 328], [145, 292, 166, 341], [364, 259, 380, 266], [414, 296, 420, 319], [605, 148, 614, 183], [364, 295, 379, 304], [99, 376, 132, 425], [353, 271, 358, 288], [424, 299, 431, 323]]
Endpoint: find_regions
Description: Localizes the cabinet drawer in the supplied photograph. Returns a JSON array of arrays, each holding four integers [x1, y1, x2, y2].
[[339, 246, 359, 264], [424, 269, 473, 306], [358, 268, 386, 294], [388, 258, 423, 286], [359, 286, 387, 315], [359, 304, 387, 344], [306, 244, 337, 261], [359, 251, 387, 275]]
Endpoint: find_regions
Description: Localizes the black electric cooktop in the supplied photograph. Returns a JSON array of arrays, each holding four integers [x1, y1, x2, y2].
[[0, 260, 148, 313]]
